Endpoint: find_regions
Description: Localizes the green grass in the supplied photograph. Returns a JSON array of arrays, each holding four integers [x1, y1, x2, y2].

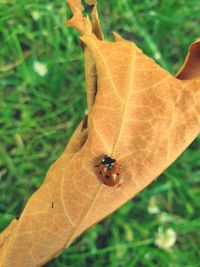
[[0, 0, 200, 266]]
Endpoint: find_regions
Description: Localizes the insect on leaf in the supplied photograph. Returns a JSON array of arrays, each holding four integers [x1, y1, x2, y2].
[[0, 1, 200, 266]]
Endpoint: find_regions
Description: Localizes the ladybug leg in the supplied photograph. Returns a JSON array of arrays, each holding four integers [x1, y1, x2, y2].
[[94, 164, 100, 167]]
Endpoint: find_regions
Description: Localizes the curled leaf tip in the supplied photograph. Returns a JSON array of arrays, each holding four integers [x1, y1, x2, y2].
[[66, 0, 103, 38], [91, 4, 104, 40], [176, 38, 200, 80], [85, 0, 97, 5], [112, 32, 125, 42], [67, 0, 84, 12], [65, 0, 85, 34], [65, 7, 85, 33]]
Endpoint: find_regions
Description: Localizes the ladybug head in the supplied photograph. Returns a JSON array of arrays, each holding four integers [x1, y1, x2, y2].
[[101, 155, 116, 165]]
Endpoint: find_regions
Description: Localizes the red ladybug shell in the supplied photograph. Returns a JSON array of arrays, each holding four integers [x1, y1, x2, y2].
[[96, 156, 121, 187]]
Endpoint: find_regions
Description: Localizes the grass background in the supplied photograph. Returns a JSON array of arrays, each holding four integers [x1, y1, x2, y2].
[[0, 0, 200, 266]]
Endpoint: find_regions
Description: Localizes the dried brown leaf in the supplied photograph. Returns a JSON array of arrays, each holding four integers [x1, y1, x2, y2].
[[0, 1, 200, 266]]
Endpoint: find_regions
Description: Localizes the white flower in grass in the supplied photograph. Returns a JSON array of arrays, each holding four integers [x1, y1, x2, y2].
[[31, 11, 40, 21], [154, 52, 161, 60], [46, 4, 53, 11], [158, 212, 173, 223], [155, 227, 176, 251], [33, 61, 48, 77], [148, 196, 160, 214]]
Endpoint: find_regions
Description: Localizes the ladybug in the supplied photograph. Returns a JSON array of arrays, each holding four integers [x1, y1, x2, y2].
[[95, 155, 121, 187]]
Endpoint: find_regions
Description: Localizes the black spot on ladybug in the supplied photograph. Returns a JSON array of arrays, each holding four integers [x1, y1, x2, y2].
[[100, 171, 102, 174], [116, 173, 119, 176], [105, 175, 110, 179]]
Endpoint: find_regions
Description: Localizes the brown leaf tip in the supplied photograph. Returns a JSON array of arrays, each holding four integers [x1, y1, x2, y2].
[[85, 0, 97, 5], [66, 0, 102, 37]]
